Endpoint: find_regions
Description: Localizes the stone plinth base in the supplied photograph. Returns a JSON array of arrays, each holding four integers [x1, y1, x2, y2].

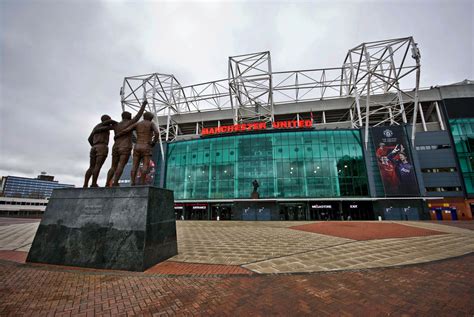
[[251, 192, 260, 199], [26, 186, 177, 272]]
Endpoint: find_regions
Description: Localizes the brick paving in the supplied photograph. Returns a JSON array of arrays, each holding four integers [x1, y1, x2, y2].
[[0, 222, 39, 252], [1, 219, 473, 274], [145, 261, 253, 275], [290, 221, 445, 240], [0, 217, 40, 226], [0, 253, 472, 316], [397, 220, 474, 235], [173, 221, 350, 265], [0, 218, 473, 314], [0, 250, 27, 263], [429, 221, 474, 231], [0, 251, 253, 276], [243, 233, 474, 273]]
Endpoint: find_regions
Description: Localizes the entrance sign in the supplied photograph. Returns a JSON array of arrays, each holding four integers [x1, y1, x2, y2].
[[202, 120, 313, 136], [311, 204, 332, 209]]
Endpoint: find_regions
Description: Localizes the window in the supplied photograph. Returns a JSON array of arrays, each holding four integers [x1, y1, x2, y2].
[[416, 144, 451, 151], [421, 167, 457, 173], [425, 187, 462, 192], [165, 130, 369, 199], [450, 118, 474, 194]]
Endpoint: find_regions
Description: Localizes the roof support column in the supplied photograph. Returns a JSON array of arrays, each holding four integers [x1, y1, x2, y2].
[[435, 101, 445, 130], [354, 91, 363, 127], [419, 103, 427, 131], [365, 74, 371, 151], [410, 40, 422, 145], [349, 109, 355, 128]]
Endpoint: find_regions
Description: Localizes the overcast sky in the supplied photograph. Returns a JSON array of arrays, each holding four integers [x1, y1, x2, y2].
[[0, 0, 473, 187]]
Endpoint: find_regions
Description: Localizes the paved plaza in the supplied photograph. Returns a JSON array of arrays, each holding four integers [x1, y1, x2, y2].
[[0, 217, 473, 315]]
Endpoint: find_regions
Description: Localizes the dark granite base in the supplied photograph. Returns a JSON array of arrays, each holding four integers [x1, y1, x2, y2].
[[26, 186, 177, 272]]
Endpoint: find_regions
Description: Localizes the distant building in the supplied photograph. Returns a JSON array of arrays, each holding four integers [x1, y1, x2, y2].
[[0, 196, 49, 217], [0, 172, 74, 199]]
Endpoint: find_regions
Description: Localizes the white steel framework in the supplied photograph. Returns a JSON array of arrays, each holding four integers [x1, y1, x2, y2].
[[228, 51, 274, 123], [341, 37, 421, 147], [120, 37, 424, 146]]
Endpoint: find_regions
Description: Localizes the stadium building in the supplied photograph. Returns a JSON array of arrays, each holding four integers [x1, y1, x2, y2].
[[119, 37, 474, 221]]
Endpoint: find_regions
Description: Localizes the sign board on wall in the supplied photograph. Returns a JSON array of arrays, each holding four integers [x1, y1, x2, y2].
[[310, 202, 338, 210], [311, 204, 332, 209], [202, 120, 313, 136]]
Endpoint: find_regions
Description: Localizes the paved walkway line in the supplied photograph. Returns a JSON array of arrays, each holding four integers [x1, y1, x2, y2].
[[243, 233, 474, 273], [0, 222, 38, 251], [395, 220, 474, 234]]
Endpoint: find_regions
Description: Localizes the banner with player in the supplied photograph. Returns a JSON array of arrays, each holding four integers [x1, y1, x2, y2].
[[372, 126, 419, 196]]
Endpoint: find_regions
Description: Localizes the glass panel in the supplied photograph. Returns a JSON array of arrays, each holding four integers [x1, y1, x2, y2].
[[449, 118, 474, 194], [165, 129, 369, 199]]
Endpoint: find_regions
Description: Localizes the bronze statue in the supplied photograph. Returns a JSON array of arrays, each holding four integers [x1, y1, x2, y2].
[[251, 179, 260, 199], [106, 100, 147, 187], [83, 115, 117, 188], [252, 179, 259, 192], [115, 111, 159, 185]]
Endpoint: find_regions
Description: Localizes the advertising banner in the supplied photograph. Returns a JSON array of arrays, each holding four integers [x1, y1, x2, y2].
[[372, 126, 419, 196], [136, 159, 155, 185]]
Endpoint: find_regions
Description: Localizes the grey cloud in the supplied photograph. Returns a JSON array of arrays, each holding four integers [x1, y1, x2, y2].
[[1, 0, 472, 186]]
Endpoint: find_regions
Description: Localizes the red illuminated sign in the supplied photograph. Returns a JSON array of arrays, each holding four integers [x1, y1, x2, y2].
[[201, 120, 313, 136]]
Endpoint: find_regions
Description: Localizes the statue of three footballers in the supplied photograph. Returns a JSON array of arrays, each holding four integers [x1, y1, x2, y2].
[[83, 99, 159, 187]]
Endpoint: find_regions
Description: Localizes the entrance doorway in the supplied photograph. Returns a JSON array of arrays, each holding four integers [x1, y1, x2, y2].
[[185, 204, 208, 220], [210, 204, 233, 220], [279, 203, 307, 220], [342, 202, 374, 220], [174, 206, 184, 220], [384, 206, 419, 220], [451, 209, 458, 220], [309, 202, 341, 220], [431, 208, 458, 221]]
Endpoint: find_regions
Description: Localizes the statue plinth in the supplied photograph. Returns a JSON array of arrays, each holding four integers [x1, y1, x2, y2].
[[27, 186, 177, 272], [251, 191, 260, 199]]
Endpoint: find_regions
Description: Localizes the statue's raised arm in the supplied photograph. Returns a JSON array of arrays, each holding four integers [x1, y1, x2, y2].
[[131, 99, 148, 125]]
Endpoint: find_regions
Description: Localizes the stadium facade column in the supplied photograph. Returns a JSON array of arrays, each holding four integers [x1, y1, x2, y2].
[[361, 128, 378, 198]]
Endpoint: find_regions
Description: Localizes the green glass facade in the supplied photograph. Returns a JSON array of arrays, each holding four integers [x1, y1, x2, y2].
[[165, 130, 369, 200], [450, 118, 474, 194]]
